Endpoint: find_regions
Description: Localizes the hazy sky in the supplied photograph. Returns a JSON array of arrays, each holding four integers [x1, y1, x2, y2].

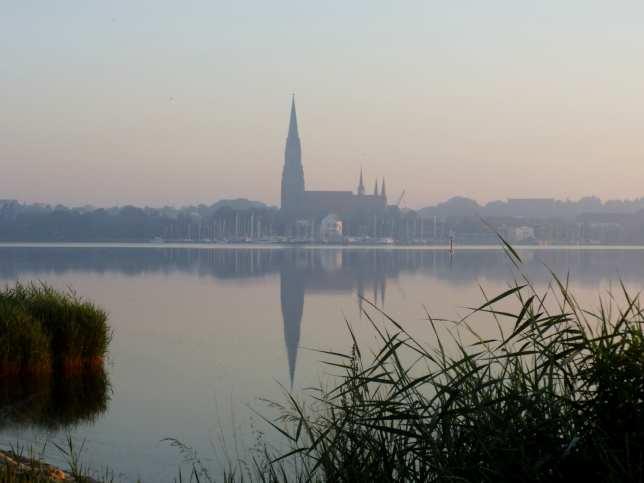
[[2, 1, 644, 208]]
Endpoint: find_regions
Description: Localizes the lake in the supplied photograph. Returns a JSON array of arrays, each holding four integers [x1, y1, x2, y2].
[[1, 244, 644, 481]]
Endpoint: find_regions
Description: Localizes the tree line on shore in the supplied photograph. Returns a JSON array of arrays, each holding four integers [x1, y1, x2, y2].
[[2, 196, 644, 243]]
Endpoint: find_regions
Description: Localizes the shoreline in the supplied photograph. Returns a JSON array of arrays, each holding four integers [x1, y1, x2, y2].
[[0, 449, 99, 482]]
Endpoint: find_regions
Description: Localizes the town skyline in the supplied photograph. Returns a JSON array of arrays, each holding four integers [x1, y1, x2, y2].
[[3, 2, 644, 207], [3, 87, 643, 209], [3, 92, 644, 211]]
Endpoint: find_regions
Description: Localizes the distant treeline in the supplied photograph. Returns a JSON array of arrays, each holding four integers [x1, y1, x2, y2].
[[2, 196, 644, 243], [0, 198, 277, 242], [0, 198, 435, 242], [418, 195, 644, 218]]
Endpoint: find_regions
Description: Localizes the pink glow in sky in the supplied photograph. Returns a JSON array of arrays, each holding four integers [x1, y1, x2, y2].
[[2, 2, 644, 208]]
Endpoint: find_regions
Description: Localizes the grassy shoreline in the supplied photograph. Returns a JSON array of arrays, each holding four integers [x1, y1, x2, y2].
[[0, 446, 102, 483]]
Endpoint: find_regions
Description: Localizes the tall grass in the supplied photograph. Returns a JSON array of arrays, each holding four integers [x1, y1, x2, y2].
[[0, 283, 111, 481], [0, 283, 110, 373], [227, 247, 644, 482], [0, 303, 51, 377]]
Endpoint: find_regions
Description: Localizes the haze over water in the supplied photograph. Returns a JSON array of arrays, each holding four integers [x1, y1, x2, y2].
[[1, 244, 643, 481]]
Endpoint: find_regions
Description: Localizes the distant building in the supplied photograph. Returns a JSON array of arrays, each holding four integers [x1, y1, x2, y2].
[[320, 214, 343, 242], [294, 219, 314, 240], [509, 225, 535, 242], [280, 97, 387, 221]]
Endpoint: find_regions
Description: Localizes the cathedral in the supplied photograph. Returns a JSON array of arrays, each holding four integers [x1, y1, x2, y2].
[[280, 97, 388, 220]]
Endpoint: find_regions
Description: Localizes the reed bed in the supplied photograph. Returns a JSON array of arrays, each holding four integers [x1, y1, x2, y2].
[[0, 303, 51, 377], [0, 283, 110, 375], [228, 246, 644, 482], [0, 284, 110, 481]]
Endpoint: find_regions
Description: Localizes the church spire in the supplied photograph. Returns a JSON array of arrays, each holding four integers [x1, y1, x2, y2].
[[380, 177, 387, 200], [357, 168, 365, 196], [281, 94, 305, 212], [373, 179, 379, 196], [288, 94, 299, 139]]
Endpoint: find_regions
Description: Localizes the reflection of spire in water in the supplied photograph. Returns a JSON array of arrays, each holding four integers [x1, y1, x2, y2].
[[280, 262, 305, 387]]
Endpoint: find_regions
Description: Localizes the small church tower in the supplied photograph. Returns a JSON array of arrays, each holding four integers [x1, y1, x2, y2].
[[357, 169, 365, 196]]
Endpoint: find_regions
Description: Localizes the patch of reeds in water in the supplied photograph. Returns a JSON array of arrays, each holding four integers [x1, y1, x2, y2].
[[0, 283, 110, 376], [0, 303, 51, 377], [241, 246, 644, 482], [0, 284, 112, 479]]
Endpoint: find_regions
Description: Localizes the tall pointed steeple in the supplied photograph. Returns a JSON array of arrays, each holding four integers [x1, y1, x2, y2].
[[281, 95, 305, 213], [373, 179, 379, 196], [357, 168, 365, 196], [287, 94, 299, 139], [380, 177, 387, 200]]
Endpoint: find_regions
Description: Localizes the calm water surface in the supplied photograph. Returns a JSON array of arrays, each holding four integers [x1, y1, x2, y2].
[[1, 244, 644, 481]]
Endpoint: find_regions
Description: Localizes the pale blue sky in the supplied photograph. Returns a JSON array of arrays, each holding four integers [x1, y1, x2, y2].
[[2, 1, 644, 207]]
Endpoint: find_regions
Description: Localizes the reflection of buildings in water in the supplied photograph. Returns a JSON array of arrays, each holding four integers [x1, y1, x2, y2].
[[2, 246, 644, 384], [319, 250, 342, 272], [356, 266, 386, 317], [279, 250, 390, 386], [3, 246, 644, 287]]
